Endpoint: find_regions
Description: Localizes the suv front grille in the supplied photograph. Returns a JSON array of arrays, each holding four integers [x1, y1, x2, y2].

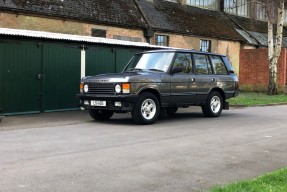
[[87, 83, 115, 95]]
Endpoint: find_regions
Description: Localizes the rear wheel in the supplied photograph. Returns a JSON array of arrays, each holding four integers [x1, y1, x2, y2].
[[132, 93, 160, 125], [89, 109, 114, 121], [202, 91, 223, 117]]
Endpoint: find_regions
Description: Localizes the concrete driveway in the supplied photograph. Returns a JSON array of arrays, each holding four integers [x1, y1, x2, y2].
[[0, 106, 287, 192]]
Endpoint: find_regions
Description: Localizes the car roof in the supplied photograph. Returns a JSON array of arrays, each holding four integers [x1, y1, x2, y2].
[[141, 49, 225, 57]]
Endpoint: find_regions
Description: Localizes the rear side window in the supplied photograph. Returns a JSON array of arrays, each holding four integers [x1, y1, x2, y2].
[[194, 54, 212, 74], [210, 55, 228, 75]]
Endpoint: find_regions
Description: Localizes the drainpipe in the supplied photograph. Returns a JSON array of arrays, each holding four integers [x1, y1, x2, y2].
[[133, 0, 155, 44]]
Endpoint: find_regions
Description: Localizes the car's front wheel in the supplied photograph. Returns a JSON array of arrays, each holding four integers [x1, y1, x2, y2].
[[131, 93, 160, 125], [202, 91, 223, 117], [89, 109, 114, 121]]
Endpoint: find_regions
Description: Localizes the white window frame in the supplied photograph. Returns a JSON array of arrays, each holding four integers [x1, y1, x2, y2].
[[224, 0, 250, 17], [186, 0, 219, 10]]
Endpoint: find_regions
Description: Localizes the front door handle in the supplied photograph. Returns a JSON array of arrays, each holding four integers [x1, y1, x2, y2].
[[211, 78, 215, 82], [37, 74, 42, 80], [190, 78, 195, 82]]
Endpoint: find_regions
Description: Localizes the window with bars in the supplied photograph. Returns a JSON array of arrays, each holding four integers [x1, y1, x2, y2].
[[155, 35, 169, 46], [256, 2, 267, 21], [186, 0, 219, 10], [200, 40, 211, 52], [224, 0, 250, 17]]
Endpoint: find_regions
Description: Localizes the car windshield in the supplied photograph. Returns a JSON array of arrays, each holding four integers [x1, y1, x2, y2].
[[124, 52, 175, 73]]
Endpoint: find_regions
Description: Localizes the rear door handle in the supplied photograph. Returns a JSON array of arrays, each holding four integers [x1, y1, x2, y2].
[[190, 78, 195, 82], [211, 78, 215, 82]]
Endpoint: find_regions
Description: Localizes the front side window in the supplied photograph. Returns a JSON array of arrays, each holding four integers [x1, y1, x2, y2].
[[173, 53, 193, 73], [200, 40, 211, 52], [210, 55, 228, 75], [186, 0, 219, 10], [124, 52, 175, 73], [224, 0, 250, 17], [155, 35, 169, 46], [194, 54, 213, 74]]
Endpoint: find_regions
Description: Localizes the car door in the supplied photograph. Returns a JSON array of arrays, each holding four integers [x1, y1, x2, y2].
[[193, 53, 216, 103], [170, 52, 196, 105]]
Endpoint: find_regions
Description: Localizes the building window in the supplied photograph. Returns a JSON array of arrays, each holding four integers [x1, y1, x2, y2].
[[155, 35, 169, 46], [256, 2, 267, 21], [200, 40, 211, 52], [186, 0, 219, 10], [91, 29, 106, 38], [224, 0, 250, 17]]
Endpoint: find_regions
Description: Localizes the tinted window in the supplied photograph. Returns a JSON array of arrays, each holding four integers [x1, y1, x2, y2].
[[194, 54, 212, 74], [210, 55, 228, 75], [173, 53, 192, 73]]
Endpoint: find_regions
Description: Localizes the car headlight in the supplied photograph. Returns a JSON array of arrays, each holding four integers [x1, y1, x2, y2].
[[84, 84, 89, 93], [115, 84, 121, 93]]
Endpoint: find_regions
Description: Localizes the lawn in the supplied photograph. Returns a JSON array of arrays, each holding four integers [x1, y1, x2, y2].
[[210, 168, 287, 192], [227, 92, 287, 106]]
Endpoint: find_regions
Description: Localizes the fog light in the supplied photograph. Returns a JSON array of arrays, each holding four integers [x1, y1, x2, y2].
[[115, 102, 122, 107], [84, 100, 89, 105]]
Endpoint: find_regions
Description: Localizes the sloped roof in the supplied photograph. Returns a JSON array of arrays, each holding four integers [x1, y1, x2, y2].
[[0, 0, 147, 28], [0, 27, 166, 48], [227, 14, 287, 35], [136, 0, 245, 41], [228, 14, 287, 46]]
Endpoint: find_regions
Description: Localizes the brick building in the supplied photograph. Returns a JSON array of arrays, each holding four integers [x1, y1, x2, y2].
[[1, 0, 287, 114]]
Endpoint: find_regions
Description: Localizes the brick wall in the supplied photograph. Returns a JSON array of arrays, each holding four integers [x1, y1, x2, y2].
[[239, 48, 287, 92]]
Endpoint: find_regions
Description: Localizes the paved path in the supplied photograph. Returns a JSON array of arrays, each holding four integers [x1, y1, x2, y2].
[[0, 106, 287, 192]]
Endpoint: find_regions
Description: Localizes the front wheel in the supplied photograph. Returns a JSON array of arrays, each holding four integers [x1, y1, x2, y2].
[[131, 93, 160, 125], [89, 109, 114, 121], [201, 91, 223, 117]]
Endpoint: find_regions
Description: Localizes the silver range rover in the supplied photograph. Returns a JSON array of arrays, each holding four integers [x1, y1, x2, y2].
[[79, 49, 239, 125]]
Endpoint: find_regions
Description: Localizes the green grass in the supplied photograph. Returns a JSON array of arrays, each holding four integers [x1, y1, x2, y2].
[[227, 92, 287, 106], [210, 168, 287, 192]]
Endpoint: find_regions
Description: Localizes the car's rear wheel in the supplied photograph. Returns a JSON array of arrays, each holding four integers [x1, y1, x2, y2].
[[202, 91, 223, 117], [132, 93, 160, 125], [89, 109, 114, 121]]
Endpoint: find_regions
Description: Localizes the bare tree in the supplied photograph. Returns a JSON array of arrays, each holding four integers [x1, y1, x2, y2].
[[263, 0, 285, 95]]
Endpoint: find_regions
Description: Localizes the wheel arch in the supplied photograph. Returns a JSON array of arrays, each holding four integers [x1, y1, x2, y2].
[[210, 88, 226, 101], [138, 88, 161, 106]]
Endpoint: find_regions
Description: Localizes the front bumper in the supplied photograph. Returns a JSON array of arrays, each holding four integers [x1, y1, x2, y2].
[[78, 94, 139, 111]]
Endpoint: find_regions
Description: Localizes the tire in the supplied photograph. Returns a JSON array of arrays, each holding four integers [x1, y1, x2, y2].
[[89, 109, 114, 121], [131, 93, 160, 125], [201, 91, 223, 117], [166, 107, 178, 116]]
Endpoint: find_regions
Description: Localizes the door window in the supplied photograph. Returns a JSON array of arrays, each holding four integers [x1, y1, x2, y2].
[[194, 54, 213, 74], [210, 55, 228, 75], [173, 53, 192, 73]]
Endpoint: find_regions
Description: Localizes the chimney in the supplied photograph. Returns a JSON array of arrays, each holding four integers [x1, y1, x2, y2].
[[177, 0, 186, 5]]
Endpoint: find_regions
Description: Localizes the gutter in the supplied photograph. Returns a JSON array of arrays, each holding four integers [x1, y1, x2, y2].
[[132, 0, 154, 43]]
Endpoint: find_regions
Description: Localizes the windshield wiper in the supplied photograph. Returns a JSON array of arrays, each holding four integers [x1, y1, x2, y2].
[[148, 69, 164, 72], [125, 68, 143, 72]]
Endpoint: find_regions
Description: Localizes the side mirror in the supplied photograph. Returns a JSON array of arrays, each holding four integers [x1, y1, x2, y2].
[[171, 67, 183, 74]]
